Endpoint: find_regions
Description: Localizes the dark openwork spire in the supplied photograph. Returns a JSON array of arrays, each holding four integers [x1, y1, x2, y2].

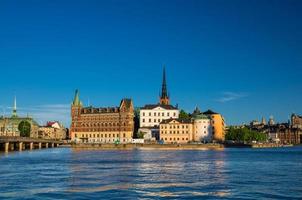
[[159, 66, 170, 105]]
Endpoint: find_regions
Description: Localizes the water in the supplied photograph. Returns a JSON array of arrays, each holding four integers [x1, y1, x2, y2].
[[0, 147, 302, 200]]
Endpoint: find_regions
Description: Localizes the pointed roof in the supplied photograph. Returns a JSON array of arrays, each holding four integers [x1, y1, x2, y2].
[[72, 89, 82, 106], [12, 96, 17, 117], [160, 66, 168, 99]]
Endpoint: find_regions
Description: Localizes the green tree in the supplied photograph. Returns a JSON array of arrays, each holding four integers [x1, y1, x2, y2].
[[225, 127, 267, 143], [137, 131, 144, 139], [179, 109, 190, 120], [18, 121, 31, 137]]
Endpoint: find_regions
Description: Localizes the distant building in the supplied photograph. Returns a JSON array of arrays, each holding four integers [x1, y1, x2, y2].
[[139, 67, 179, 141], [0, 96, 39, 137], [249, 115, 302, 145], [203, 109, 225, 142], [70, 90, 134, 143], [38, 121, 67, 140], [291, 114, 302, 129]]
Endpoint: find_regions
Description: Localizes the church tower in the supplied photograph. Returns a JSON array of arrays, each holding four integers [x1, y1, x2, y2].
[[12, 96, 17, 118], [159, 66, 170, 105]]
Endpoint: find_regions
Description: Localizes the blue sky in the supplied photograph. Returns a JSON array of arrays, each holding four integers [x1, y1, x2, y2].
[[0, 0, 301, 126]]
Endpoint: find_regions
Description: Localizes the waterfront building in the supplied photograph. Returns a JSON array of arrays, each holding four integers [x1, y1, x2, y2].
[[203, 109, 225, 142], [159, 118, 193, 144], [192, 108, 213, 143], [38, 121, 67, 140], [159, 108, 213, 144], [139, 67, 179, 141], [0, 96, 39, 138], [70, 90, 134, 143]]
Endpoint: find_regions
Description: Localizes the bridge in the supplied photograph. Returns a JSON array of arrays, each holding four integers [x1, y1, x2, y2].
[[0, 137, 63, 152]]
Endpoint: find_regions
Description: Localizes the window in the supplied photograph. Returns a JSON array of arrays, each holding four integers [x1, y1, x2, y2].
[[154, 119, 156, 122], [149, 112, 151, 116], [167, 113, 170, 117], [123, 133, 126, 137], [142, 119, 145, 123], [154, 112, 156, 116], [143, 112, 145, 116], [149, 119, 151, 122], [158, 119, 160, 122], [162, 113, 164, 116], [173, 112, 176, 116]]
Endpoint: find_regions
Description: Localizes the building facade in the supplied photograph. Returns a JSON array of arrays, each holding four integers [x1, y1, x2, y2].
[[192, 110, 213, 143], [38, 121, 67, 140], [159, 118, 193, 144], [203, 110, 225, 142], [0, 97, 39, 138], [70, 90, 134, 144], [291, 114, 302, 129]]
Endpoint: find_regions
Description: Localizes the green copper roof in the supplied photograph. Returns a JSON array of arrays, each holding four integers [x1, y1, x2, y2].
[[73, 89, 81, 106], [192, 113, 210, 120]]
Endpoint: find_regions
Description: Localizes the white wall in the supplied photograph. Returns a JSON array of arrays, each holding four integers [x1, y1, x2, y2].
[[193, 119, 213, 142], [140, 106, 179, 127]]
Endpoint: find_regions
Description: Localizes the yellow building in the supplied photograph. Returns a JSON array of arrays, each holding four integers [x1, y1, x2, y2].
[[203, 110, 225, 142], [159, 119, 193, 144]]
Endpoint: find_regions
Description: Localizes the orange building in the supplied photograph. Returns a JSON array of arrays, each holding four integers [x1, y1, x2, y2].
[[203, 110, 225, 142]]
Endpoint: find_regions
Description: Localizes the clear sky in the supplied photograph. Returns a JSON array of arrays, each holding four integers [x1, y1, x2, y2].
[[0, 0, 301, 126]]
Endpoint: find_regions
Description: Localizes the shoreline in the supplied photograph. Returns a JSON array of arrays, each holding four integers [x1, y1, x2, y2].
[[70, 143, 291, 150]]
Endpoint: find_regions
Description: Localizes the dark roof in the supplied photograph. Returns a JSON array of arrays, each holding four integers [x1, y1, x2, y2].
[[141, 104, 178, 110], [203, 109, 218, 115], [160, 118, 191, 124], [121, 98, 132, 109]]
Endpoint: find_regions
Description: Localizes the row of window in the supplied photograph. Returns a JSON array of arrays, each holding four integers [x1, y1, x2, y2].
[[88, 138, 127, 143], [161, 137, 189, 141], [142, 112, 177, 117], [161, 130, 189, 134], [73, 128, 130, 132], [161, 125, 189, 129], [79, 122, 128, 127], [142, 118, 163, 123], [75, 133, 127, 138]]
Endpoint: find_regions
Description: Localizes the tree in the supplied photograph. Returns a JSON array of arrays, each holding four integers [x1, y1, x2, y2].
[[137, 131, 144, 139], [225, 127, 267, 143], [18, 121, 31, 137], [179, 109, 190, 120]]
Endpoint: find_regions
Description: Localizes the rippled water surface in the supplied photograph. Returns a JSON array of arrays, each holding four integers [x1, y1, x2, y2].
[[0, 147, 302, 199]]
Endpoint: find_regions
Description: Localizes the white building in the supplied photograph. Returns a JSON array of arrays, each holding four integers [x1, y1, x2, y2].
[[140, 104, 179, 128], [139, 104, 179, 141], [192, 114, 213, 143]]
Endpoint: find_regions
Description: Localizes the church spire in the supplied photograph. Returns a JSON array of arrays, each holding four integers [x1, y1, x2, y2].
[[159, 66, 170, 105], [12, 95, 17, 117], [72, 89, 82, 106]]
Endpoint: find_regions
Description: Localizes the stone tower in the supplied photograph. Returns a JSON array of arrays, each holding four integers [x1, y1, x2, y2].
[[159, 66, 170, 105], [71, 89, 82, 132]]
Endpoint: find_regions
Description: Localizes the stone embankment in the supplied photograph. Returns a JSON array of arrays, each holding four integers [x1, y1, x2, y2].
[[71, 143, 224, 150]]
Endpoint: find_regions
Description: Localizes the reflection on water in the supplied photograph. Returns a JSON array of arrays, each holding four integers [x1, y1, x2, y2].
[[0, 147, 302, 199]]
